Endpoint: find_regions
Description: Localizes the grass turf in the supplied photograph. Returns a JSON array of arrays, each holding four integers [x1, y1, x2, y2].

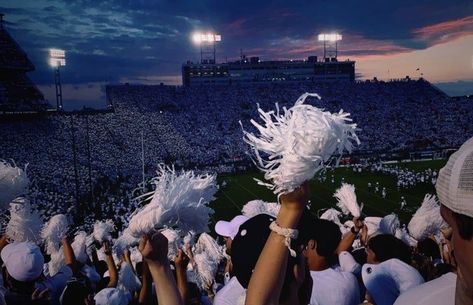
[[209, 160, 446, 231]]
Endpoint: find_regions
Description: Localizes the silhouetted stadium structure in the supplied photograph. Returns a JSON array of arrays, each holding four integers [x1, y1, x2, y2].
[[182, 55, 355, 86], [0, 15, 49, 113]]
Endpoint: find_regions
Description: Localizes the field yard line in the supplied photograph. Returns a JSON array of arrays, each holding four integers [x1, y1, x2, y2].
[[219, 188, 243, 211], [233, 179, 267, 200]]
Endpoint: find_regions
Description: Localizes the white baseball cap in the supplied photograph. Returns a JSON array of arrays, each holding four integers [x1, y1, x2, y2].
[[94, 288, 128, 305], [215, 215, 249, 240], [362, 258, 424, 305], [436, 137, 473, 217], [1, 242, 44, 282]]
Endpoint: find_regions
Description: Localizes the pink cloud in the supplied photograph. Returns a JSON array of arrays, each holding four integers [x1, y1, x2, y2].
[[413, 15, 473, 45]]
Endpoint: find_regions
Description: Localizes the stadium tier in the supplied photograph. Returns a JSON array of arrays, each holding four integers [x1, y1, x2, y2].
[[0, 21, 49, 113], [0, 79, 472, 223], [182, 56, 355, 86]]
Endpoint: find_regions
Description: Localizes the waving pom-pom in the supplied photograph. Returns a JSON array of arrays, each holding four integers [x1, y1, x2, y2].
[[128, 164, 218, 237], [193, 252, 218, 291], [408, 194, 447, 241], [241, 93, 359, 194], [118, 262, 141, 293], [395, 227, 417, 247], [161, 228, 180, 260], [6, 197, 42, 243], [195, 233, 224, 263], [334, 183, 362, 217], [364, 217, 382, 237], [72, 231, 88, 264], [48, 247, 65, 277], [41, 214, 69, 254], [93, 219, 115, 243], [113, 228, 139, 257], [242, 200, 280, 218], [0, 160, 29, 210], [379, 213, 400, 235]]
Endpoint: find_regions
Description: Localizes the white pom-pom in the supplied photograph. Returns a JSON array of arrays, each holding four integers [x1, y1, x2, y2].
[[0, 160, 29, 210], [379, 213, 400, 235], [242, 200, 280, 218], [395, 228, 417, 247], [334, 183, 362, 217], [49, 247, 65, 276], [128, 165, 218, 237], [241, 93, 359, 194], [194, 252, 218, 291], [93, 220, 114, 243], [113, 228, 139, 257], [6, 197, 42, 243], [408, 194, 447, 241], [118, 262, 141, 293], [195, 233, 224, 263], [320, 208, 342, 226], [364, 217, 382, 237], [183, 231, 196, 248], [129, 247, 142, 269], [72, 231, 88, 264], [41, 214, 69, 254], [161, 228, 180, 260]]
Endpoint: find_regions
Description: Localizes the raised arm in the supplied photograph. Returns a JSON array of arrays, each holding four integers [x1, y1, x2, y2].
[[103, 240, 118, 288], [175, 249, 190, 304], [139, 232, 184, 305], [62, 237, 77, 272], [336, 217, 363, 255], [245, 183, 309, 305]]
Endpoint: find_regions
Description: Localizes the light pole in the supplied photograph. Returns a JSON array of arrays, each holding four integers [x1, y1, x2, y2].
[[49, 49, 66, 111]]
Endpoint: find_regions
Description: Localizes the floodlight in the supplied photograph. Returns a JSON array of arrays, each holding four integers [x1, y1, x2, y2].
[[49, 58, 66, 67], [49, 48, 66, 67], [191, 32, 222, 44], [318, 33, 342, 42]]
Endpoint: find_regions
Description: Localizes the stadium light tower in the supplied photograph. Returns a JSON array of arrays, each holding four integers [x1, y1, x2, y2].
[[318, 33, 342, 60], [49, 48, 66, 111], [191, 32, 221, 64]]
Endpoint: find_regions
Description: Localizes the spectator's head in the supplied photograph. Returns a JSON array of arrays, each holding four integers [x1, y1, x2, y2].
[[1, 242, 44, 290], [94, 287, 128, 305], [436, 136, 473, 297], [215, 215, 248, 255], [366, 234, 411, 264], [60, 277, 92, 305], [416, 238, 441, 260], [232, 211, 314, 303], [303, 218, 342, 270]]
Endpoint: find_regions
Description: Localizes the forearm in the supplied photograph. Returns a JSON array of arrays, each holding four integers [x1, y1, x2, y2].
[[336, 230, 357, 255], [138, 261, 151, 305], [106, 255, 118, 287], [175, 266, 189, 304], [245, 205, 303, 305], [61, 238, 77, 271], [148, 261, 184, 305]]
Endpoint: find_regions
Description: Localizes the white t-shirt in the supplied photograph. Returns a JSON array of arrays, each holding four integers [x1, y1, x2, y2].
[[309, 268, 360, 305], [214, 276, 246, 305], [393, 273, 456, 305], [36, 265, 73, 305]]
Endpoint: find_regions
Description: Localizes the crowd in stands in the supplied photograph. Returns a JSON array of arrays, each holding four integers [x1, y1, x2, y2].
[[0, 80, 472, 227], [0, 136, 471, 305]]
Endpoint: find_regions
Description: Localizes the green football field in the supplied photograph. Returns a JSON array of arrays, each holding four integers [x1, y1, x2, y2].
[[209, 160, 447, 229]]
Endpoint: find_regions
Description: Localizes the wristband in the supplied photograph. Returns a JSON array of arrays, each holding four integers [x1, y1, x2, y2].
[[269, 221, 299, 257]]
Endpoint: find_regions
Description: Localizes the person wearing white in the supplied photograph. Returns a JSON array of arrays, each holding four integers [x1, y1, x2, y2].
[[394, 272, 456, 305], [309, 267, 360, 305], [213, 276, 245, 305]]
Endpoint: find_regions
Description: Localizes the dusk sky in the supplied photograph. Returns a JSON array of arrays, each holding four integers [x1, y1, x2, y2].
[[2, 0, 473, 109]]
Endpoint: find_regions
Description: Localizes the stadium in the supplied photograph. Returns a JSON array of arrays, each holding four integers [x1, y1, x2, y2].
[[0, 4, 473, 305]]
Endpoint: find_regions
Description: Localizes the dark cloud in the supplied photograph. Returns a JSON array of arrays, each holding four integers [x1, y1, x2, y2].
[[1, 0, 473, 89]]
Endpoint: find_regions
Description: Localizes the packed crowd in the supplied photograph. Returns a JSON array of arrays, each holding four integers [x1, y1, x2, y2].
[[0, 136, 471, 305], [0, 80, 472, 223]]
